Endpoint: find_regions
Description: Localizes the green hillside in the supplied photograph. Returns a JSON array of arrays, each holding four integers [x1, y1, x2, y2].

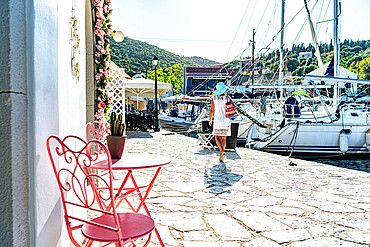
[[184, 56, 219, 67], [257, 39, 370, 77], [110, 37, 370, 80], [110, 37, 197, 74]]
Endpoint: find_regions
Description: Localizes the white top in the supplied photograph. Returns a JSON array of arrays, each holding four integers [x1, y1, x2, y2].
[[212, 95, 231, 136]]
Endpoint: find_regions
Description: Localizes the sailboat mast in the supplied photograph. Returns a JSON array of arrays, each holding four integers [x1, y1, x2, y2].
[[333, 0, 340, 105], [279, 0, 285, 84], [251, 29, 256, 85]]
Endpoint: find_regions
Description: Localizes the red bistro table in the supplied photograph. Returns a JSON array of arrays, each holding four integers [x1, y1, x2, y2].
[[91, 153, 171, 246]]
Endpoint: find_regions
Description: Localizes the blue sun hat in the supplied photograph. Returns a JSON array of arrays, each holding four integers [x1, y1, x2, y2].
[[213, 82, 228, 95]]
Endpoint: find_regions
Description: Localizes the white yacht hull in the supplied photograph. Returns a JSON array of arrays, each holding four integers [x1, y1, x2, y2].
[[246, 107, 370, 155], [251, 122, 370, 154]]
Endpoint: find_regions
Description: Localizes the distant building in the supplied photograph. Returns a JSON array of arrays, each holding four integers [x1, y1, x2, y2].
[[183, 67, 238, 95], [298, 52, 313, 60]]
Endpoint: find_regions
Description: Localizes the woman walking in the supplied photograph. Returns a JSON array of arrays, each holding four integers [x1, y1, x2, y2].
[[209, 82, 234, 162]]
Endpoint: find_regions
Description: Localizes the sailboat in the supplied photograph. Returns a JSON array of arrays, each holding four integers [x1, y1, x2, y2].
[[244, 0, 370, 156]]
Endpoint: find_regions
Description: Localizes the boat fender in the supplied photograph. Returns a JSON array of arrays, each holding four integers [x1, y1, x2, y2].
[[365, 129, 370, 151], [339, 129, 351, 154]]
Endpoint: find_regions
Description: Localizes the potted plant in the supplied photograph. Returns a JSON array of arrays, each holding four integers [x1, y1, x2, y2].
[[106, 111, 126, 159]]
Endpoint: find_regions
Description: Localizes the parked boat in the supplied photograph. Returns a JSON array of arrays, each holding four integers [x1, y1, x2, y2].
[[241, 0, 370, 156], [159, 97, 205, 131], [246, 99, 370, 155]]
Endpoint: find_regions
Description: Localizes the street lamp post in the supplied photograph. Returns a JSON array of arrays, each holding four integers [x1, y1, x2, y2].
[[152, 56, 160, 132]]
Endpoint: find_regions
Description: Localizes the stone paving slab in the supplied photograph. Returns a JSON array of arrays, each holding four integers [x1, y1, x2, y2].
[[119, 130, 370, 246]]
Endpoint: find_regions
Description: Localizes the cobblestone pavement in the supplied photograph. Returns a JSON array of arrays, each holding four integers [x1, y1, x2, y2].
[[121, 130, 370, 246]]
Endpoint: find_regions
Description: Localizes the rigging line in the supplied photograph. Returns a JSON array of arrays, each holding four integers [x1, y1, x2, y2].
[[258, 0, 280, 52], [191, 44, 255, 93], [317, 0, 332, 35], [189, 46, 256, 92], [237, 0, 258, 57], [224, 0, 252, 63], [133, 37, 243, 43], [191, 1, 316, 94], [316, 0, 326, 23], [190, 59, 240, 92], [252, 0, 273, 51], [256, 0, 273, 33], [259, 0, 314, 55], [239, 43, 253, 60]]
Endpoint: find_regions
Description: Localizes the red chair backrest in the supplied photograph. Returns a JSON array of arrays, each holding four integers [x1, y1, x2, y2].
[[46, 135, 121, 243]]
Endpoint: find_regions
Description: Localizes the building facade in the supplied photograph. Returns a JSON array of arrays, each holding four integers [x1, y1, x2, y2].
[[0, 0, 96, 246], [183, 66, 238, 96]]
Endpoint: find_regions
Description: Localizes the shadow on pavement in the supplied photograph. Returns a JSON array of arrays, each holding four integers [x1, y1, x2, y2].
[[126, 131, 153, 139], [312, 156, 370, 173], [204, 163, 243, 196], [268, 151, 370, 173]]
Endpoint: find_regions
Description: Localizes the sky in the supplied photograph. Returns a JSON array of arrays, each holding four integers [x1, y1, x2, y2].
[[110, 0, 370, 63]]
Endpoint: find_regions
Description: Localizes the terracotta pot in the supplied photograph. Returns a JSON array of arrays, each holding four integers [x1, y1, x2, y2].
[[106, 135, 126, 159]]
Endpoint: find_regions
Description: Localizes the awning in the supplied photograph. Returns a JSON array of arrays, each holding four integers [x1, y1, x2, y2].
[[125, 78, 171, 98]]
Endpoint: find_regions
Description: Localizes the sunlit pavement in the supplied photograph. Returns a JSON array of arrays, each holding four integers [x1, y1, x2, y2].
[[122, 130, 370, 246]]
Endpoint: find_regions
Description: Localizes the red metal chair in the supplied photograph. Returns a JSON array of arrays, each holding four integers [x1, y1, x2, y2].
[[46, 135, 155, 247]]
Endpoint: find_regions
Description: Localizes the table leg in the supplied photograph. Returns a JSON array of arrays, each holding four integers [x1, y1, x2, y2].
[[129, 167, 165, 246], [130, 167, 162, 212]]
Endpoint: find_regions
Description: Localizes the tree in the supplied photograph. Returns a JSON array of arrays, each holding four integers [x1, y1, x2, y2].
[[148, 64, 184, 95], [287, 58, 299, 72], [356, 56, 370, 80]]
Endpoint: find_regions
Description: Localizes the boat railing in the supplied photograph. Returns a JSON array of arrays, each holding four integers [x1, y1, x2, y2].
[[280, 102, 338, 123]]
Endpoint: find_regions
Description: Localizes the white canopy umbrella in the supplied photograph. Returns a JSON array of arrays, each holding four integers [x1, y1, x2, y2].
[[125, 78, 171, 98]]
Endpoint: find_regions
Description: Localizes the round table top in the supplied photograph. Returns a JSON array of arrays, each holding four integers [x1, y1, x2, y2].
[[91, 153, 171, 170]]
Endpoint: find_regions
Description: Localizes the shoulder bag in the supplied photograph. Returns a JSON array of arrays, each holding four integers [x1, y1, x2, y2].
[[225, 96, 237, 118]]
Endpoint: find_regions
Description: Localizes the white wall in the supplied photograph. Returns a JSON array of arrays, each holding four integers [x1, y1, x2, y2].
[[29, 0, 86, 246]]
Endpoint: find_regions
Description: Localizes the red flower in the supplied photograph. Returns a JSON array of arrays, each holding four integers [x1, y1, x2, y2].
[[97, 101, 106, 109]]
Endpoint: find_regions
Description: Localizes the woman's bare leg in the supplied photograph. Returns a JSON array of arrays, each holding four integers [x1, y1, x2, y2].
[[221, 136, 227, 152], [214, 135, 224, 159]]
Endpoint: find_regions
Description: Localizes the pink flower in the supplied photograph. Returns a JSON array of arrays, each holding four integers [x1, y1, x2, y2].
[[93, 0, 101, 6], [101, 49, 106, 55], [103, 4, 109, 13], [95, 73, 102, 80], [103, 69, 109, 78], [97, 101, 106, 109], [105, 60, 109, 67], [96, 44, 102, 50], [95, 28, 104, 36], [95, 52, 101, 58], [96, 10, 105, 20]]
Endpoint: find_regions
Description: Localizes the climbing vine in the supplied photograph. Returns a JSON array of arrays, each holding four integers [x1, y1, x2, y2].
[[92, 0, 113, 113]]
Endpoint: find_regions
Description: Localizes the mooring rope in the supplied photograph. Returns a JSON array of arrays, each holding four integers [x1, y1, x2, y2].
[[287, 122, 300, 166], [234, 103, 267, 128]]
